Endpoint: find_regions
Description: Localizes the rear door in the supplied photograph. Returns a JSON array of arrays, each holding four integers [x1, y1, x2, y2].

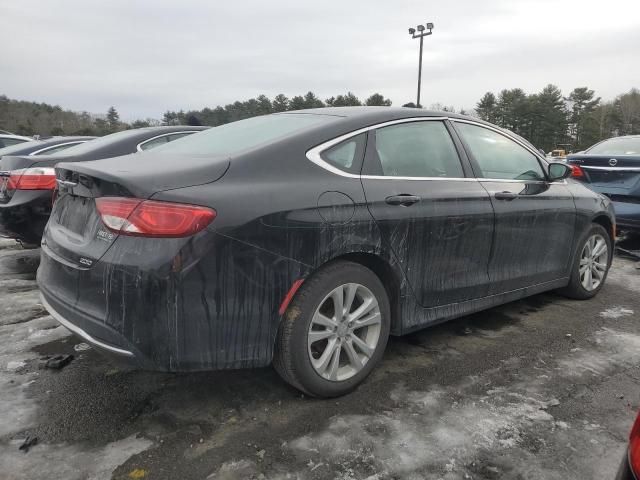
[[452, 120, 576, 293], [361, 119, 494, 307]]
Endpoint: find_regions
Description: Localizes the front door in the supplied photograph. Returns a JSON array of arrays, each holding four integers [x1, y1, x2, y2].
[[452, 121, 576, 293], [361, 119, 494, 307]]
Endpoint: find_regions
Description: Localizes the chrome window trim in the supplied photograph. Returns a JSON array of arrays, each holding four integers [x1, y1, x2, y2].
[[578, 165, 640, 172], [30, 140, 86, 156], [136, 131, 200, 152], [40, 294, 134, 357], [306, 116, 555, 183], [305, 116, 478, 181]]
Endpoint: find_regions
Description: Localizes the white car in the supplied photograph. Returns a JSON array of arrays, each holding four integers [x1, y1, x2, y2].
[[0, 134, 33, 148]]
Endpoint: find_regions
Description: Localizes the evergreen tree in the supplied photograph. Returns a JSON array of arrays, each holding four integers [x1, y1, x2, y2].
[[106, 106, 120, 132], [476, 92, 498, 123], [365, 93, 392, 106], [272, 94, 289, 112]]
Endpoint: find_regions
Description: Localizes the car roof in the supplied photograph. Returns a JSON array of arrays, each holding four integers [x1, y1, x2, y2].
[[281, 106, 474, 121]]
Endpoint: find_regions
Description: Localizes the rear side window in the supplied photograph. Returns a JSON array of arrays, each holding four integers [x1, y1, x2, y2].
[[369, 121, 464, 178], [36, 142, 84, 155], [320, 134, 366, 174], [139, 135, 169, 151], [455, 123, 545, 181], [0, 138, 28, 147], [166, 132, 193, 142]]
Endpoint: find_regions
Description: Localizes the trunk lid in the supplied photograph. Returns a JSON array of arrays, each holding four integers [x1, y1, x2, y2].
[[567, 154, 640, 195], [43, 152, 229, 268]]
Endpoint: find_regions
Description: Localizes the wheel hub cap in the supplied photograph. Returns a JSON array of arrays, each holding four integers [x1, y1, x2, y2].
[[307, 282, 382, 382], [579, 233, 608, 292]]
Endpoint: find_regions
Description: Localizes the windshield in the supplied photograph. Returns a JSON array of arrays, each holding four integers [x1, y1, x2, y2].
[[0, 140, 42, 156], [154, 114, 337, 156], [587, 137, 640, 155]]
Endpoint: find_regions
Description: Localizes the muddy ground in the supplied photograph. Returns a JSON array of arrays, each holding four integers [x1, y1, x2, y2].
[[0, 237, 639, 480]]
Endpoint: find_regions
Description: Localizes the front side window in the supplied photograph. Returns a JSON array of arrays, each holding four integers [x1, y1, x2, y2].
[[455, 123, 545, 181], [371, 121, 464, 178]]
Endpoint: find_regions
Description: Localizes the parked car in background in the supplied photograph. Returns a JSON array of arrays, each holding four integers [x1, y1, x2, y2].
[[615, 408, 639, 480], [37, 107, 615, 397], [567, 135, 640, 233], [0, 134, 33, 148], [0, 126, 207, 244], [0, 136, 95, 159]]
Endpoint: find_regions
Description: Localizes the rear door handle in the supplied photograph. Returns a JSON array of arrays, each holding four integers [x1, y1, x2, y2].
[[385, 194, 421, 206], [494, 191, 518, 201]]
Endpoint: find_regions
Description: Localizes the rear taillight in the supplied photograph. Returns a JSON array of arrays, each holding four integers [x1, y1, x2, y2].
[[95, 197, 216, 238], [7, 167, 57, 190], [629, 410, 640, 476], [570, 164, 585, 178]]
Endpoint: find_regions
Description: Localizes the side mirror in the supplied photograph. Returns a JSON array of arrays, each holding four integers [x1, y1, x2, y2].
[[548, 162, 572, 181]]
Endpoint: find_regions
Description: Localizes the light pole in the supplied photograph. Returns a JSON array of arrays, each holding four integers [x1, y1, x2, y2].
[[408, 22, 434, 108]]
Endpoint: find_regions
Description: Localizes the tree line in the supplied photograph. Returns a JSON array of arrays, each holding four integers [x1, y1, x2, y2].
[[1, 87, 638, 152], [160, 91, 391, 127], [475, 86, 640, 151], [0, 91, 391, 137]]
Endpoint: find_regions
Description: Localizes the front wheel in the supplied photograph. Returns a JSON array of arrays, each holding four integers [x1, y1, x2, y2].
[[274, 261, 390, 398], [559, 223, 612, 299]]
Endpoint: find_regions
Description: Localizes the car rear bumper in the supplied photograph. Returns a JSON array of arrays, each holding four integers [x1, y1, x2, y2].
[[0, 190, 52, 243], [37, 229, 309, 372], [39, 290, 144, 362], [612, 200, 640, 231]]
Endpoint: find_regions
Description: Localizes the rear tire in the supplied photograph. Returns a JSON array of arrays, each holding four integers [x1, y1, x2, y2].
[[558, 223, 612, 300], [274, 261, 390, 398]]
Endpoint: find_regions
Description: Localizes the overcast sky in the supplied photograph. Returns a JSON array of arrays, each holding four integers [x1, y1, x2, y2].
[[2, 0, 639, 120]]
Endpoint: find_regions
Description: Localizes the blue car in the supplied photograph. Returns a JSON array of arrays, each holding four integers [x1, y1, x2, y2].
[[567, 135, 640, 232]]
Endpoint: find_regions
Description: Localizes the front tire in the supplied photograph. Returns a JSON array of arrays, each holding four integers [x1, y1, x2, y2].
[[274, 261, 390, 398], [559, 223, 612, 299]]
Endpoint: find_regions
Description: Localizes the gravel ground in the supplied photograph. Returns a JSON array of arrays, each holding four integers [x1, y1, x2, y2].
[[0, 237, 638, 480]]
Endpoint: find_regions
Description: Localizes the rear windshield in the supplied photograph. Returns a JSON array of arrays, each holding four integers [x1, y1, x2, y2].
[[44, 129, 146, 157], [0, 140, 42, 156], [587, 137, 640, 155], [154, 114, 336, 155]]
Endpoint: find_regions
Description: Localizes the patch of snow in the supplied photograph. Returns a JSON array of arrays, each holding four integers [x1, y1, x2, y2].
[[599, 307, 634, 319], [6, 360, 26, 371], [207, 459, 259, 479], [0, 434, 153, 480], [559, 328, 640, 377]]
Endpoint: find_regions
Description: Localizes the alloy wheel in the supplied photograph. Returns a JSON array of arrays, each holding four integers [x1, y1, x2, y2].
[[307, 283, 381, 382], [579, 233, 608, 291]]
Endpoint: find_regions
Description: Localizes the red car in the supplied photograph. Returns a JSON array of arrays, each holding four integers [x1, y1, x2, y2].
[[616, 409, 640, 479]]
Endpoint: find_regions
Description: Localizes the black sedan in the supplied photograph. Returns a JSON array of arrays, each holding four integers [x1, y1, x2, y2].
[[567, 135, 640, 232], [0, 135, 95, 158], [37, 107, 615, 397], [0, 126, 207, 244]]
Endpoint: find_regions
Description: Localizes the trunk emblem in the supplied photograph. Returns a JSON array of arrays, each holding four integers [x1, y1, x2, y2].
[[609, 158, 618, 166]]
